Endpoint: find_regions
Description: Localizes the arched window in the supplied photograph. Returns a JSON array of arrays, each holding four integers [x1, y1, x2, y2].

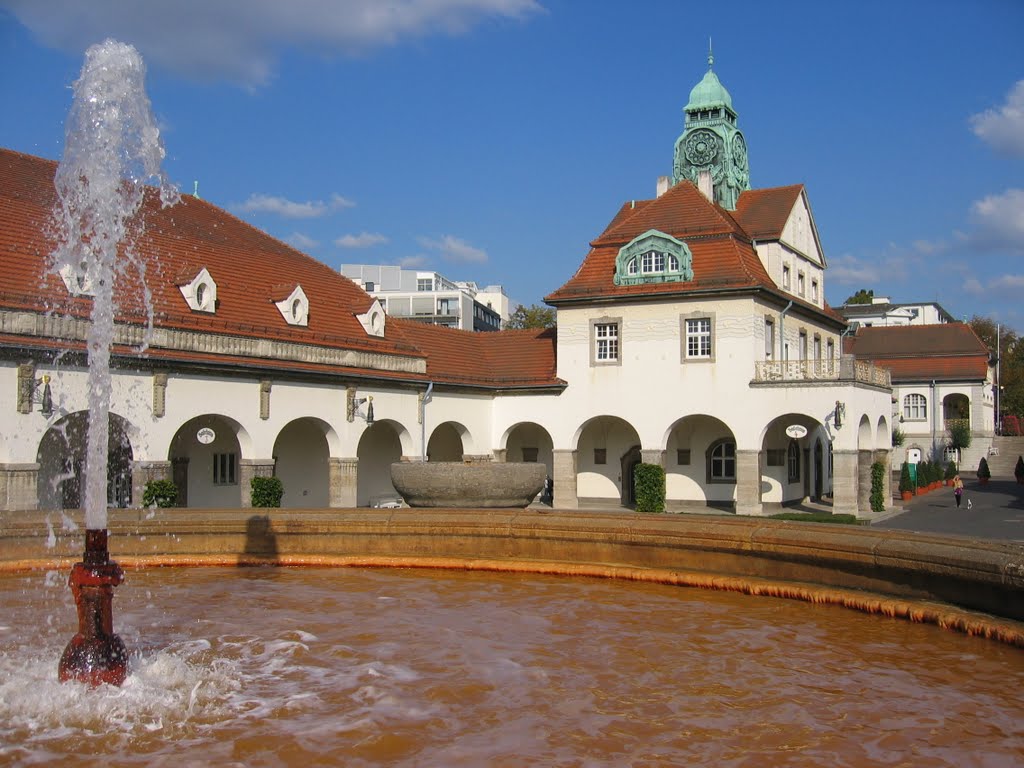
[[627, 257, 638, 275], [707, 439, 736, 482], [903, 393, 927, 421], [787, 440, 800, 483]]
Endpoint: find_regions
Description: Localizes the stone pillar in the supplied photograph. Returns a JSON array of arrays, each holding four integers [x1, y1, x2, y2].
[[171, 457, 189, 507], [857, 449, 873, 515], [640, 449, 665, 468], [832, 449, 859, 516], [329, 458, 358, 508], [0, 463, 39, 511], [493, 449, 508, 463], [553, 449, 578, 510], [873, 449, 891, 508], [735, 449, 763, 516], [131, 460, 171, 509], [240, 459, 275, 508]]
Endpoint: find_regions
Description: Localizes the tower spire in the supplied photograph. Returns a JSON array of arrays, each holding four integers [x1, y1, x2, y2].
[[708, 37, 713, 69]]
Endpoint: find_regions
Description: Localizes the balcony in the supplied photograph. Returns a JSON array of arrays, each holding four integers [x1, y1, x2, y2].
[[753, 357, 891, 387]]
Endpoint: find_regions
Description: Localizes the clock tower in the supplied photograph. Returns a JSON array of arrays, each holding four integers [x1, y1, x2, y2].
[[671, 47, 750, 210]]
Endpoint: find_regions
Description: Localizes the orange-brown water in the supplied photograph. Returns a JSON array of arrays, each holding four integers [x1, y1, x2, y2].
[[1, 566, 1022, 767]]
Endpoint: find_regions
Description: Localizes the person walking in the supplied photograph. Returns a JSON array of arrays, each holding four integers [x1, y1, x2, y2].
[[953, 474, 964, 508]]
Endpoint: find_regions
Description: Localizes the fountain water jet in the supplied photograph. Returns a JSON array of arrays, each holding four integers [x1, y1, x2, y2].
[[49, 39, 178, 686]]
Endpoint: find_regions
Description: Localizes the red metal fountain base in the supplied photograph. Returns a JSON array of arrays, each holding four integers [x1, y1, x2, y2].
[[58, 529, 128, 686]]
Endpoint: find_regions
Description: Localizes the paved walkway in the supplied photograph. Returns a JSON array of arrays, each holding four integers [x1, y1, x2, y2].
[[875, 479, 1024, 542]]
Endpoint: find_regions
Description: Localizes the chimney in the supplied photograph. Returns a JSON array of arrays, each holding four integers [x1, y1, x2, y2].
[[656, 176, 671, 197], [697, 169, 714, 201]]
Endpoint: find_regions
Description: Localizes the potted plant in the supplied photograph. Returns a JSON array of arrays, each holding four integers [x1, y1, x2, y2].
[[977, 456, 991, 485], [916, 461, 929, 494], [898, 462, 914, 501], [1015, 455, 1024, 485]]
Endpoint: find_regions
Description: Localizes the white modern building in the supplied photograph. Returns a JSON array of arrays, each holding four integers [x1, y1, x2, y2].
[[341, 264, 506, 331], [838, 296, 956, 328], [1, 57, 896, 518]]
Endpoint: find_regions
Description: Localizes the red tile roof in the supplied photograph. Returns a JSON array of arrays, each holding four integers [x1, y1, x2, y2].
[[0, 148, 561, 390], [546, 179, 808, 307], [847, 324, 991, 382], [733, 185, 804, 240]]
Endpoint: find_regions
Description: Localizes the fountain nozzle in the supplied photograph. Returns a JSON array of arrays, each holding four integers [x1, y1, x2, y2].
[[58, 529, 128, 687]]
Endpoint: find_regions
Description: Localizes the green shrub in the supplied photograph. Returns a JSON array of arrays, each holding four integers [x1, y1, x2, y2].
[[891, 427, 905, 447], [251, 476, 284, 508], [916, 461, 929, 489], [633, 463, 666, 513], [977, 456, 991, 480], [142, 479, 178, 508], [870, 461, 885, 513], [947, 419, 972, 452], [899, 463, 914, 494], [944, 461, 957, 480], [1015, 455, 1024, 481]]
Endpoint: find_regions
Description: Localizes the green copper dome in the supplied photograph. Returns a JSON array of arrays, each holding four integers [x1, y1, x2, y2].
[[685, 63, 732, 111]]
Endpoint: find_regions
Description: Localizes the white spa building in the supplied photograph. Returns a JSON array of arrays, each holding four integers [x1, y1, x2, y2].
[[0, 60, 896, 518]]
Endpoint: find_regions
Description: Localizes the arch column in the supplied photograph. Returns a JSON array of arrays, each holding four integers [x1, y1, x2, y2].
[[0, 463, 39, 511], [493, 449, 507, 463], [735, 449, 762, 516], [553, 449, 578, 509], [131, 460, 171, 509], [329, 457, 357, 508], [832, 449, 859, 516], [641, 449, 665, 468], [240, 459, 275, 508], [857, 449, 873, 514]]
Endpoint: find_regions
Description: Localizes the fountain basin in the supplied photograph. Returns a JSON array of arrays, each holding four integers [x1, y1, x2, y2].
[[390, 461, 546, 508]]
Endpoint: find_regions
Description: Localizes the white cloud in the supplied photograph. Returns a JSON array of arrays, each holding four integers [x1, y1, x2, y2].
[[827, 254, 881, 286], [287, 232, 320, 250], [963, 277, 985, 295], [417, 234, 488, 264], [989, 274, 1024, 293], [2, 0, 544, 86], [970, 80, 1024, 157], [237, 192, 354, 218], [969, 188, 1024, 254], [334, 232, 389, 248], [398, 255, 429, 268]]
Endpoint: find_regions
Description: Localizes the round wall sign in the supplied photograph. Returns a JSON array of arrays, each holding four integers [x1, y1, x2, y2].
[[197, 427, 216, 444], [785, 424, 808, 439]]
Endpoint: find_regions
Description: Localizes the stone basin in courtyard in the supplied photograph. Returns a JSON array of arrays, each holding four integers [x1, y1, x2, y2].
[[391, 461, 546, 508]]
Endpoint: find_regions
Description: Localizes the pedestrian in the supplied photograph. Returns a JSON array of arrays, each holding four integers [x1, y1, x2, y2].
[[953, 474, 964, 508]]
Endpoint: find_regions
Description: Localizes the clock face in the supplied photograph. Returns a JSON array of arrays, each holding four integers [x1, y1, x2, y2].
[[684, 129, 719, 166], [732, 134, 748, 170]]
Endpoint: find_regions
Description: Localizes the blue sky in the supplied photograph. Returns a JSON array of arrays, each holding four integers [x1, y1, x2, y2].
[[1, 1, 1022, 332]]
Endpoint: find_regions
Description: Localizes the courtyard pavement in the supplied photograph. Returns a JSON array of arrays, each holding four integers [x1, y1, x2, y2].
[[875, 478, 1024, 542]]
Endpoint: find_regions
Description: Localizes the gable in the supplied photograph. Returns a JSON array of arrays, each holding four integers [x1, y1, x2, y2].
[[779, 191, 825, 267]]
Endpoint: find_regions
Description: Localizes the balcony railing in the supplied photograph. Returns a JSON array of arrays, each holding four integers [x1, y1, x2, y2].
[[754, 357, 891, 387]]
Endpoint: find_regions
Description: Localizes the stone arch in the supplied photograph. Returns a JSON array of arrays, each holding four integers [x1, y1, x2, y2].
[[36, 411, 136, 511], [858, 414, 874, 452], [273, 417, 336, 508], [427, 421, 467, 462], [665, 414, 738, 508], [501, 422, 554, 476], [168, 414, 249, 508], [758, 413, 828, 506], [574, 415, 641, 507], [357, 419, 408, 506]]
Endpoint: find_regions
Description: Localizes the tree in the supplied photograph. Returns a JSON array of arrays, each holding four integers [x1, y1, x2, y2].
[[968, 315, 1023, 431], [843, 289, 874, 305], [506, 303, 556, 330]]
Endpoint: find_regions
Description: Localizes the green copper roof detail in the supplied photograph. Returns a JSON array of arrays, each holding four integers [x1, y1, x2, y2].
[[685, 42, 732, 112], [672, 48, 750, 210]]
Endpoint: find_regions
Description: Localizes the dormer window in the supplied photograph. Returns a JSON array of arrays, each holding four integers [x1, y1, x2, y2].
[[356, 298, 387, 338], [614, 229, 693, 286], [58, 263, 94, 297], [274, 285, 309, 327], [178, 267, 217, 313]]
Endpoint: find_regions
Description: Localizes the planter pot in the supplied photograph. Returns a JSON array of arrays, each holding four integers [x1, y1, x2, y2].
[[979, 477, 989, 485], [901, 491, 913, 501]]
